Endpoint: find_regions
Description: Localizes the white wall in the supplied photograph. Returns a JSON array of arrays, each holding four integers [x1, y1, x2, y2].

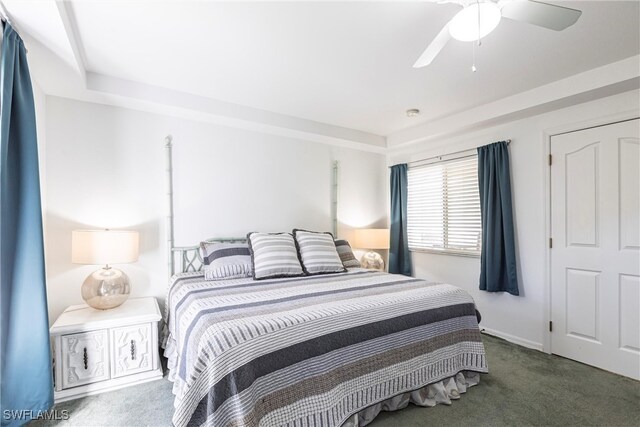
[[44, 88, 638, 345], [388, 89, 640, 351], [44, 96, 387, 323]]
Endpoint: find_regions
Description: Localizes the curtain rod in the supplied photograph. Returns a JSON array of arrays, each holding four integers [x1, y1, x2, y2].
[[390, 139, 511, 169]]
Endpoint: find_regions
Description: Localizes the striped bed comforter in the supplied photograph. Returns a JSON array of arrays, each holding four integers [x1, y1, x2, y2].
[[162, 268, 488, 427]]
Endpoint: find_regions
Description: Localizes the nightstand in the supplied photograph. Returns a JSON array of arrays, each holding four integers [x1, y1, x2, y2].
[[50, 297, 163, 402]]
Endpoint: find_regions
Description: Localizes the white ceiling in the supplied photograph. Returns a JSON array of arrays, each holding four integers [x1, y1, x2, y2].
[[3, 0, 639, 143], [64, 1, 639, 135]]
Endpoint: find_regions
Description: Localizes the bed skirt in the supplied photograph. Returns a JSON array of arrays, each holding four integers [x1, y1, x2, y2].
[[342, 371, 481, 427], [163, 332, 483, 427]]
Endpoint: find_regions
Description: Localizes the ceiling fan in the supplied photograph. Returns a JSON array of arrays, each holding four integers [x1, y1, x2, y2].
[[413, 0, 582, 68]]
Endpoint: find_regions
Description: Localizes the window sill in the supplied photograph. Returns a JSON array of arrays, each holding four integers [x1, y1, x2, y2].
[[409, 248, 481, 259]]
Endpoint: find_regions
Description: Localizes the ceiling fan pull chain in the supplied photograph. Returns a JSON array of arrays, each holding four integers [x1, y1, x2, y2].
[[472, 42, 477, 73]]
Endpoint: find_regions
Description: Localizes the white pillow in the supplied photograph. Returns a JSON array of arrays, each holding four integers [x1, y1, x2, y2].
[[247, 232, 304, 280], [199, 242, 252, 280], [293, 229, 346, 275]]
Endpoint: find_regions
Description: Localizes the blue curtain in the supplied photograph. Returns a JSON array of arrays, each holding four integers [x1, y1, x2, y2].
[[1, 22, 54, 426], [389, 164, 412, 276], [477, 141, 519, 296]]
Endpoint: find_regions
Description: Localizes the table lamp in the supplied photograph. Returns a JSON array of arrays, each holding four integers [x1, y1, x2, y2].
[[72, 229, 139, 310], [354, 228, 390, 271]]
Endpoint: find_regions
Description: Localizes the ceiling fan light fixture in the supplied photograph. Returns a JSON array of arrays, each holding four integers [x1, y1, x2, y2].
[[449, 2, 502, 42]]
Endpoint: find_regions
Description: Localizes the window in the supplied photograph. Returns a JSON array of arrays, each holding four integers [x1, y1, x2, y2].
[[407, 155, 481, 256]]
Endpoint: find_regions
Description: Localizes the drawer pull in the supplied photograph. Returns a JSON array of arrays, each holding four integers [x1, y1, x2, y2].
[[83, 347, 88, 369], [130, 340, 136, 360]]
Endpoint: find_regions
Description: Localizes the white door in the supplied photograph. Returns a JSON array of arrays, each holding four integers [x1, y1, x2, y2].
[[551, 119, 640, 379]]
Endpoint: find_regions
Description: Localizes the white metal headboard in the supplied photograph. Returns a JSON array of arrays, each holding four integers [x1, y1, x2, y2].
[[164, 135, 339, 276]]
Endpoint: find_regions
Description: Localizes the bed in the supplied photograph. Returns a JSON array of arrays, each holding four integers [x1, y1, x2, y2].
[[160, 138, 487, 427], [161, 261, 487, 427]]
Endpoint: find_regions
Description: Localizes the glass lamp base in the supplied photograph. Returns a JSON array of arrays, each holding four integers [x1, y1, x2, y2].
[[81, 267, 131, 310], [360, 251, 385, 271]]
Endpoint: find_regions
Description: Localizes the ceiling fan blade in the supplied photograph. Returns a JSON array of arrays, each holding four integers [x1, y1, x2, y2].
[[500, 0, 582, 31], [413, 23, 451, 68]]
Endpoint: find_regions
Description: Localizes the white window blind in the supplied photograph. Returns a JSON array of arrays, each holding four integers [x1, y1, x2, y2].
[[407, 155, 482, 256]]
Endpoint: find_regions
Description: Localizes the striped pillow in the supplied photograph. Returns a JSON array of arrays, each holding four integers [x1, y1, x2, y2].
[[199, 242, 253, 280], [247, 232, 304, 280], [293, 229, 346, 275], [334, 239, 361, 268]]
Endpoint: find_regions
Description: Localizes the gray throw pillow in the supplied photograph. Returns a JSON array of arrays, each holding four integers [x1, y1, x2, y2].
[[334, 239, 361, 269]]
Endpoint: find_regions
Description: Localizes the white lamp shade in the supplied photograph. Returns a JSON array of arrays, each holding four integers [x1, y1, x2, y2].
[[72, 230, 139, 265], [354, 228, 390, 250], [449, 2, 502, 42]]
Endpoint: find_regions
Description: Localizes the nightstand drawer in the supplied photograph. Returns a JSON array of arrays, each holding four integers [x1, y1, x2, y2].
[[61, 330, 110, 389], [110, 323, 153, 378]]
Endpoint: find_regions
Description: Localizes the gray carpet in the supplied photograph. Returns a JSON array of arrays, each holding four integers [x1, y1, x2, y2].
[[32, 334, 640, 427]]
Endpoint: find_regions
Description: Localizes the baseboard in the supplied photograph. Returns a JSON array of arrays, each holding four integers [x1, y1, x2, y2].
[[481, 327, 544, 352]]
